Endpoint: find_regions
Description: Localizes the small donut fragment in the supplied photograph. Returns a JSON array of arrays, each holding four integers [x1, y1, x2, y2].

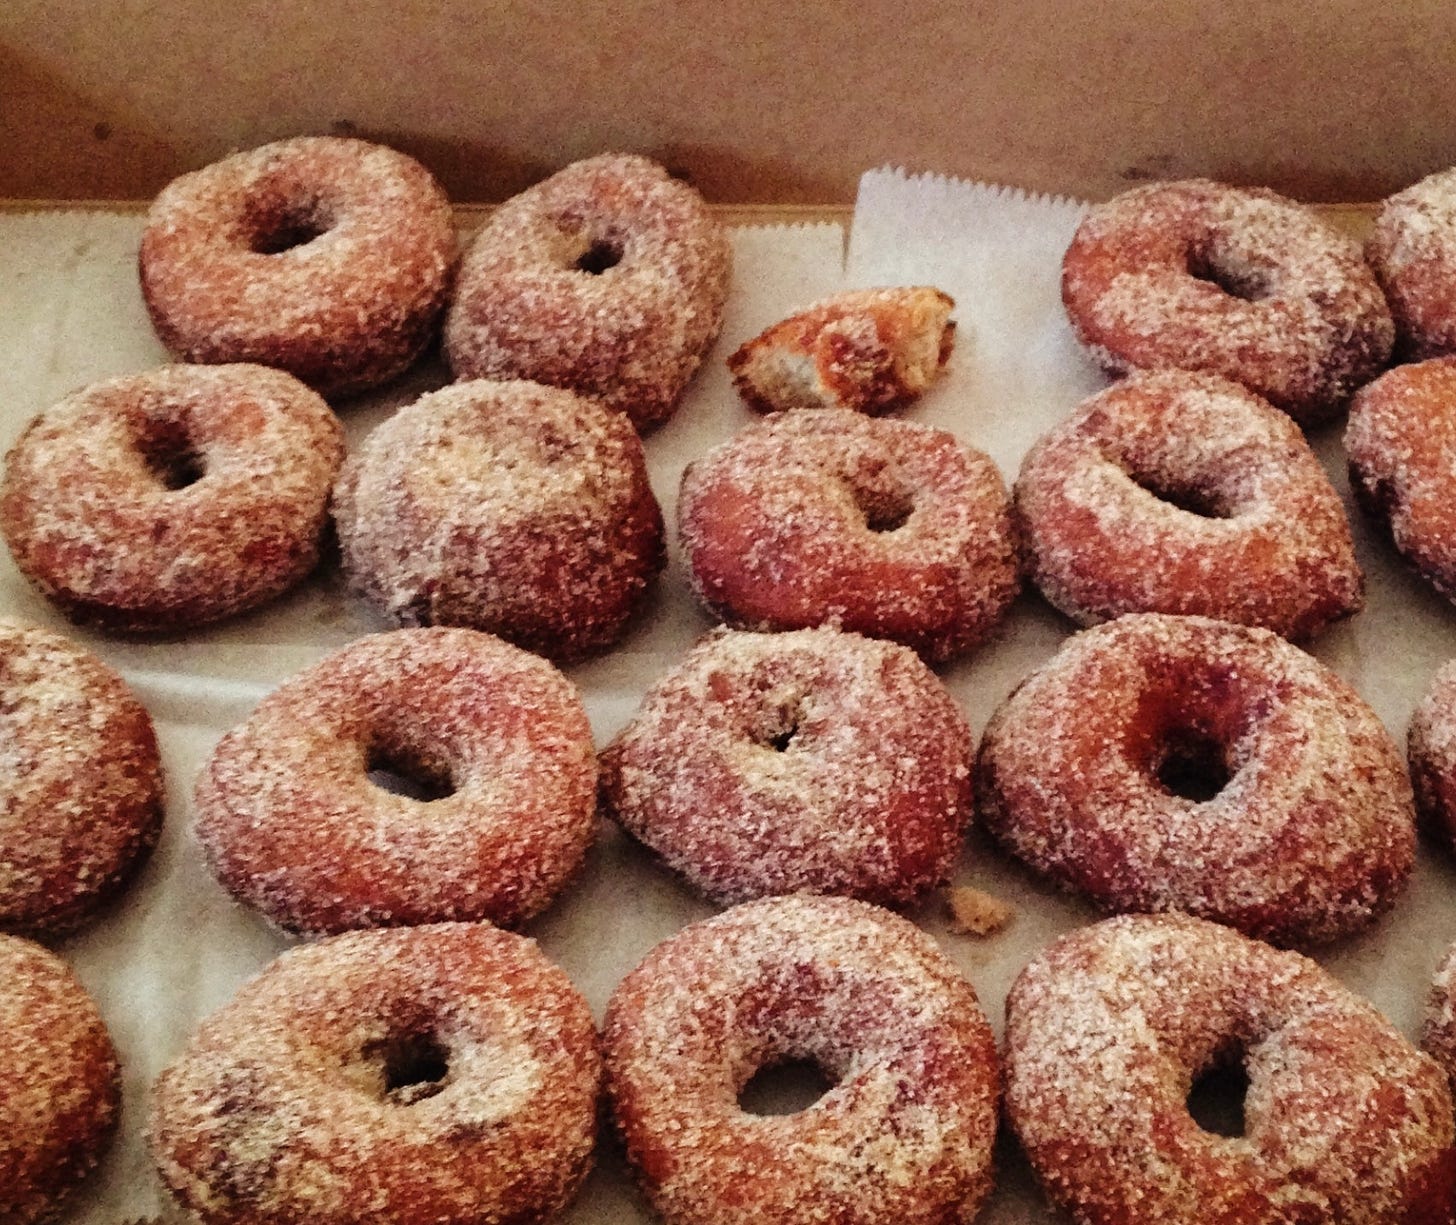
[[600, 626, 973, 907], [1368, 166, 1456, 359], [1062, 179, 1393, 426], [727, 286, 955, 415], [0, 620, 163, 935], [1, 934, 121, 1225], [333, 379, 665, 662], [1408, 657, 1456, 853], [194, 628, 596, 936], [150, 923, 602, 1225], [1347, 358, 1456, 606], [1006, 914, 1456, 1225], [1, 364, 345, 632], [976, 613, 1415, 946], [679, 409, 1020, 663], [604, 894, 1001, 1225], [140, 135, 456, 398], [1423, 942, 1456, 1095], [445, 153, 731, 433], [1016, 368, 1363, 639]]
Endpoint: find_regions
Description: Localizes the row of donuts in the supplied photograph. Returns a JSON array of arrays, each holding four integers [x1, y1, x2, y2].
[[11, 899, 1456, 1225]]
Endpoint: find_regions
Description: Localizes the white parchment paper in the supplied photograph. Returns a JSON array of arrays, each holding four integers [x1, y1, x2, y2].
[[3, 171, 1454, 1225]]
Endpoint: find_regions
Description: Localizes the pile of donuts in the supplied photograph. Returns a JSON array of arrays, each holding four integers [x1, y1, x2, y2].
[[10, 135, 1456, 1225]]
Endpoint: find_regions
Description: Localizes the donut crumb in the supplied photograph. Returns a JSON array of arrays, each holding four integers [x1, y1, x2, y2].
[[945, 886, 1012, 936]]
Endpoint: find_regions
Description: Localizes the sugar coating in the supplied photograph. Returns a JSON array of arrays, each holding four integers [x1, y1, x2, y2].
[[1016, 368, 1363, 639], [1006, 913, 1455, 1224], [193, 627, 596, 936], [1346, 357, 1456, 607], [140, 136, 457, 398], [1, 934, 121, 1225], [1423, 942, 1456, 1097], [599, 626, 973, 907], [445, 153, 730, 433], [333, 378, 665, 662], [603, 895, 1000, 1225], [0, 364, 345, 632], [149, 923, 601, 1225], [1062, 180, 1393, 426], [679, 409, 1020, 663], [1368, 167, 1456, 359], [727, 286, 955, 415], [0, 619, 163, 934], [1407, 656, 1456, 856], [977, 613, 1415, 946]]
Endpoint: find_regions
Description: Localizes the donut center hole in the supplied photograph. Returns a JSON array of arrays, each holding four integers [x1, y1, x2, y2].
[[137, 422, 206, 491], [574, 238, 624, 275], [370, 1031, 451, 1106], [249, 199, 332, 255], [1128, 471, 1229, 519], [854, 485, 915, 534], [1155, 730, 1232, 802], [1187, 1059, 1249, 1138], [738, 1058, 834, 1116], [365, 748, 455, 803], [1187, 248, 1270, 303], [749, 695, 805, 753]]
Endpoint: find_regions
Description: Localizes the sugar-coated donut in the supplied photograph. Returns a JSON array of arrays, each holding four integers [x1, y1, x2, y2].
[[604, 894, 1000, 1225], [1368, 166, 1456, 360], [140, 136, 456, 398], [0, 620, 163, 935], [333, 378, 665, 662], [445, 153, 730, 433], [1016, 369, 1363, 639], [599, 626, 972, 907], [150, 923, 601, 1225], [727, 286, 955, 415], [1347, 357, 1456, 607], [977, 613, 1415, 946], [194, 628, 596, 936], [1006, 913, 1456, 1225], [1424, 942, 1456, 1096], [679, 409, 1020, 663], [1408, 657, 1456, 854], [1062, 180, 1393, 426], [1, 364, 345, 632], [1, 934, 121, 1225]]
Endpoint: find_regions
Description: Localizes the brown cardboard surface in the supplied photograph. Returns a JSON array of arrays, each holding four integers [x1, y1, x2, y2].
[[4, 0, 1456, 204]]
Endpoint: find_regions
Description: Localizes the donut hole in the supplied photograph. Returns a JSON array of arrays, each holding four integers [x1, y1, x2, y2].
[[738, 1057, 835, 1116], [137, 419, 207, 491], [247, 196, 333, 255], [365, 746, 456, 803], [1187, 244, 1271, 303], [1154, 729, 1232, 802], [849, 481, 916, 534], [1186, 1057, 1250, 1138], [748, 696, 805, 753], [367, 1030, 452, 1106], [1126, 469, 1230, 520], [574, 238, 624, 275]]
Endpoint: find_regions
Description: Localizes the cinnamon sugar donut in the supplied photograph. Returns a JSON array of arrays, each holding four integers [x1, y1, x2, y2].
[[599, 626, 972, 907], [1347, 358, 1456, 606], [604, 895, 1000, 1225], [727, 287, 955, 415], [444, 153, 730, 433], [1062, 180, 1393, 426], [1408, 657, 1456, 853], [679, 409, 1020, 663], [1, 364, 344, 632], [140, 136, 456, 398], [150, 923, 601, 1225], [977, 613, 1415, 946], [194, 628, 596, 936], [333, 378, 664, 662], [1369, 167, 1456, 360], [1007, 913, 1455, 1225], [1, 934, 121, 1225], [1423, 942, 1456, 1094], [1016, 369, 1363, 639], [0, 620, 163, 935]]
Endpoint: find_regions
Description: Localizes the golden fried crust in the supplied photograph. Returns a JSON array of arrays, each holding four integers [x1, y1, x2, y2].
[[728, 287, 954, 415], [150, 924, 602, 1225], [140, 136, 457, 399], [1, 935, 121, 1225]]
